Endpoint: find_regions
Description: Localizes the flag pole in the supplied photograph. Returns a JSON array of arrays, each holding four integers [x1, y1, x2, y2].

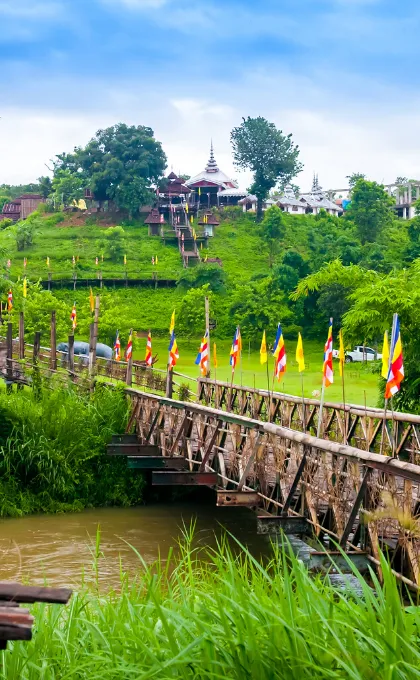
[[266, 351, 271, 422], [300, 371, 306, 432], [340, 330, 348, 444], [317, 317, 333, 439], [380, 313, 396, 455]]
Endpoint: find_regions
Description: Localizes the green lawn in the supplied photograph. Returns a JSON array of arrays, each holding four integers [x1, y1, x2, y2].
[[136, 337, 380, 407]]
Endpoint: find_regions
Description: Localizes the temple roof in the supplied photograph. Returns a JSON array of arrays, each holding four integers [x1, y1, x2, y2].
[[218, 188, 248, 198], [186, 142, 238, 190], [160, 172, 191, 195]]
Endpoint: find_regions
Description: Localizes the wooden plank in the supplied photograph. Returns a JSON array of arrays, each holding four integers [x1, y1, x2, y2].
[[111, 434, 138, 444], [0, 583, 71, 604], [216, 491, 261, 507], [152, 471, 218, 486], [257, 515, 309, 535], [128, 456, 187, 470], [107, 444, 160, 456]]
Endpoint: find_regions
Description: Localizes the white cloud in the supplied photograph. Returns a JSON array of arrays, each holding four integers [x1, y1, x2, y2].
[[0, 0, 63, 18]]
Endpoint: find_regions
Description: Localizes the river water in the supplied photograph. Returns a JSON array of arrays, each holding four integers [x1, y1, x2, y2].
[[0, 504, 270, 590]]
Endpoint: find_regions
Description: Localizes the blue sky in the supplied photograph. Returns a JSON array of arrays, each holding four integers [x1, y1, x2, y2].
[[1, 0, 419, 189]]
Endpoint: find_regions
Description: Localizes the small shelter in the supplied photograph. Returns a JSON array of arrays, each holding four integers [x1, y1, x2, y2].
[[198, 211, 220, 237], [144, 208, 165, 236]]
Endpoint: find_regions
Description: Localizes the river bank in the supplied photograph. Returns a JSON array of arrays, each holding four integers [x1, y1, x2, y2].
[[2, 533, 419, 680]]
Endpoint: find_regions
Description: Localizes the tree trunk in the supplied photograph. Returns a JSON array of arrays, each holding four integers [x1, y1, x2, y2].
[[256, 197, 263, 222]]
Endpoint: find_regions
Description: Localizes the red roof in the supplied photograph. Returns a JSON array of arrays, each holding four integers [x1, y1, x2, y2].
[[18, 194, 43, 200]]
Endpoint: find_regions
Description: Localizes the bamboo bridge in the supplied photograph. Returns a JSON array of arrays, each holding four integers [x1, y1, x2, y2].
[[2, 316, 420, 591]]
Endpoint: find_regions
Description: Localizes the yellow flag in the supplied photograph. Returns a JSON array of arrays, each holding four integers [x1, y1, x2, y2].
[[124, 254, 127, 266], [338, 329, 345, 377], [185, 202, 189, 214], [89, 287, 95, 314], [200, 242, 203, 250], [23, 277, 27, 299], [260, 331, 267, 364], [296, 332, 305, 372], [382, 330, 389, 379], [213, 342, 218, 369], [190, 215, 194, 224], [46, 256, 50, 267], [169, 309, 175, 334], [156, 255, 158, 264], [198, 187, 201, 197]]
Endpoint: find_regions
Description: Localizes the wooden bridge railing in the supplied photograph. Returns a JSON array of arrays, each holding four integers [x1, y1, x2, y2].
[[197, 378, 420, 463], [126, 387, 420, 588]]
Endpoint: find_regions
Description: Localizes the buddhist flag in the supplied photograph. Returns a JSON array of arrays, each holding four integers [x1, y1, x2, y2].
[[23, 277, 27, 299], [169, 309, 175, 334], [273, 323, 286, 380], [213, 342, 218, 369], [70, 303, 77, 330], [195, 330, 209, 376], [338, 329, 345, 377], [190, 215, 194, 225], [125, 330, 133, 361], [89, 287, 95, 314], [381, 330, 389, 379], [46, 256, 50, 268], [168, 331, 179, 370], [145, 331, 152, 367], [185, 202, 189, 214], [72, 255, 75, 266], [152, 256, 155, 266], [114, 331, 121, 361], [296, 332, 305, 372], [193, 228, 197, 240], [95, 257, 98, 266], [323, 319, 334, 387], [385, 314, 404, 399], [23, 257, 27, 269], [155, 255, 158, 265], [230, 326, 241, 372], [7, 289, 12, 312], [198, 187, 201, 197], [6, 259, 11, 269], [260, 330, 267, 365], [124, 254, 127, 266]]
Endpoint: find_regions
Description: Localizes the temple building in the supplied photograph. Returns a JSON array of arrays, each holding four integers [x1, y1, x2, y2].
[[186, 143, 240, 207]]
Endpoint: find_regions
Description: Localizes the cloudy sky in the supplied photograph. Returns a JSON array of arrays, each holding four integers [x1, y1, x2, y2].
[[0, 0, 419, 191]]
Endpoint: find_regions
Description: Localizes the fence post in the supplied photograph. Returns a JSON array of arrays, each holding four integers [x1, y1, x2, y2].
[[72, 272, 77, 291], [19, 312, 25, 360], [89, 295, 100, 382], [68, 334, 75, 378], [33, 332, 41, 362], [166, 368, 173, 399], [50, 311, 57, 371], [48, 272, 52, 292]]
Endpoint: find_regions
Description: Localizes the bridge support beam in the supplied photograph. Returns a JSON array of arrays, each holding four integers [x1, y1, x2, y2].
[[216, 491, 260, 507], [152, 471, 218, 486], [128, 457, 187, 470], [257, 515, 309, 535]]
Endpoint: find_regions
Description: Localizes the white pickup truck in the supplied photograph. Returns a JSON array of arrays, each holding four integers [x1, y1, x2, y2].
[[332, 345, 382, 363]]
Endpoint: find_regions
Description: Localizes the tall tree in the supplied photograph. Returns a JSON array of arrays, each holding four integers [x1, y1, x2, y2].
[[345, 179, 395, 244], [231, 117, 302, 221], [260, 205, 285, 267], [54, 123, 166, 213], [346, 172, 366, 189]]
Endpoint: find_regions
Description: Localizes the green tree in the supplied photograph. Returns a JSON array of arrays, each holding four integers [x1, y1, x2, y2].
[[11, 220, 37, 251], [177, 286, 211, 337], [345, 179, 395, 244], [231, 116, 302, 221], [177, 264, 227, 293], [54, 123, 166, 213], [37, 175, 53, 199], [346, 172, 366, 189], [105, 226, 125, 262], [52, 170, 85, 207], [113, 177, 154, 218], [0, 195, 10, 212], [260, 205, 285, 267]]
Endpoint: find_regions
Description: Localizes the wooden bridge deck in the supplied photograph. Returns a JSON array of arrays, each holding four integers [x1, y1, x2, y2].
[[120, 388, 420, 590]]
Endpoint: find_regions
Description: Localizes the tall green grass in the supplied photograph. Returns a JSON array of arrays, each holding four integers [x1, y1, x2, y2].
[[0, 384, 145, 517], [3, 533, 420, 679]]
